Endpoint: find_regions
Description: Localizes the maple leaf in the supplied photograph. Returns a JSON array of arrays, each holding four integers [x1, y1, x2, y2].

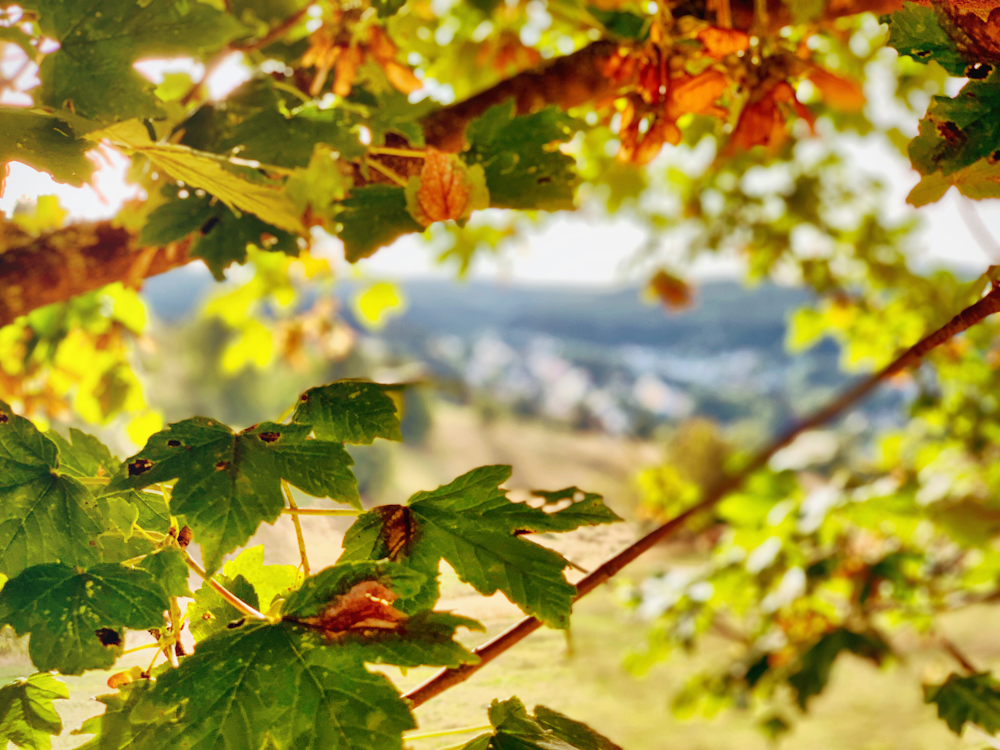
[[459, 698, 623, 750], [405, 150, 490, 227], [0, 109, 93, 187], [336, 185, 423, 262], [339, 466, 621, 628], [925, 672, 1000, 735], [188, 546, 299, 640], [0, 563, 169, 675], [292, 380, 403, 444], [786, 628, 890, 709], [111, 418, 358, 574], [726, 81, 812, 155], [464, 102, 579, 211], [0, 672, 69, 750], [0, 401, 104, 579], [35, 0, 245, 122], [282, 561, 483, 668]]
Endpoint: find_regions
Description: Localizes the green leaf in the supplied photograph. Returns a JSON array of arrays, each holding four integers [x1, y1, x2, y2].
[[0, 563, 169, 674], [464, 102, 579, 211], [460, 698, 622, 750], [0, 401, 103, 579], [925, 672, 1000, 735], [907, 159, 1000, 206], [181, 82, 367, 165], [95, 489, 172, 565], [73, 681, 167, 750], [218, 545, 300, 612], [188, 573, 261, 641], [188, 545, 299, 639], [374, 0, 406, 17], [883, 2, 970, 76], [522, 487, 623, 531], [787, 628, 890, 709], [0, 108, 94, 187], [293, 380, 403, 444], [908, 69, 1000, 178], [112, 418, 358, 573], [47, 428, 118, 479], [337, 185, 423, 262], [0, 672, 69, 750], [231, 0, 308, 24], [95, 121, 305, 236], [283, 561, 483, 668], [139, 187, 299, 280], [36, 0, 245, 122], [139, 548, 192, 599], [340, 466, 617, 628], [146, 622, 416, 750]]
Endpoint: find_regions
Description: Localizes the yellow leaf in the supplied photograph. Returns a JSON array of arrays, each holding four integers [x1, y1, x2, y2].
[[12, 195, 67, 234], [128, 412, 164, 448], [89, 121, 304, 235], [355, 282, 404, 328], [221, 319, 273, 374]]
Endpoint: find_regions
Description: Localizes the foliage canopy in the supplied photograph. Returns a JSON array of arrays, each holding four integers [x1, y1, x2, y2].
[[2, 0, 1000, 746]]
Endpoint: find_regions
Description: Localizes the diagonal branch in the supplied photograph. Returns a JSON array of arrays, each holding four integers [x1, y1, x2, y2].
[[402, 284, 1000, 708], [0, 223, 191, 328]]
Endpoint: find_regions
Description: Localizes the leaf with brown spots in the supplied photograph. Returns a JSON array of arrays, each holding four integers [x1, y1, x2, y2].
[[0, 401, 104, 579], [283, 561, 483, 667], [339, 466, 620, 627], [293, 379, 403, 445], [405, 149, 490, 227], [0, 563, 169, 674], [111, 418, 359, 574]]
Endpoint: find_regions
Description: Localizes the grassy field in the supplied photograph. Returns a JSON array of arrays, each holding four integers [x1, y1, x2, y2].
[[6, 404, 991, 749]]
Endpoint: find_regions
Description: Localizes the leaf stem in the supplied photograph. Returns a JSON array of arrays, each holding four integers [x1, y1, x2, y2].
[[368, 146, 427, 159], [364, 157, 409, 188], [183, 552, 268, 621], [404, 725, 492, 741], [402, 285, 1000, 708], [280, 507, 361, 516], [282, 480, 311, 577], [121, 642, 160, 656], [76, 476, 111, 486]]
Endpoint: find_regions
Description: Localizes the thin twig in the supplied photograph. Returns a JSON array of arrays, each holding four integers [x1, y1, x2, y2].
[[368, 146, 427, 159], [233, 6, 310, 53], [403, 285, 1000, 707], [940, 635, 978, 674], [283, 480, 311, 577], [183, 552, 268, 621], [281, 507, 361, 516], [364, 157, 409, 187], [404, 725, 492, 741]]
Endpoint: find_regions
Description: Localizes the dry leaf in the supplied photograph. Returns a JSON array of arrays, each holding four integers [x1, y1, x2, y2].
[[806, 67, 866, 112], [405, 149, 489, 227], [298, 580, 408, 642], [649, 270, 693, 310], [668, 70, 730, 119], [698, 27, 750, 58]]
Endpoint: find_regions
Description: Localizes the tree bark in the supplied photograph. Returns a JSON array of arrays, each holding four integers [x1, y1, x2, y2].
[[0, 223, 190, 328]]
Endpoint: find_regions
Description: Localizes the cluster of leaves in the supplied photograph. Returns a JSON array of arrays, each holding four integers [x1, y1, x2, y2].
[[0, 379, 622, 747]]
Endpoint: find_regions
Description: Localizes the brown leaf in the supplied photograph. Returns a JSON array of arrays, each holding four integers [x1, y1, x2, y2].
[[297, 580, 408, 642], [697, 27, 750, 57], [407, 149, 483, 226], [649, 270, 693, 310], [668, 70, 730, 119], [805, 67, 865, 112], [334, 44, 362, 98], [381, 61, 423, 94]]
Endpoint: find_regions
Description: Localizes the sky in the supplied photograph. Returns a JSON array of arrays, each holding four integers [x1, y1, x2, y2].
[[3, 50, 1000, 288]]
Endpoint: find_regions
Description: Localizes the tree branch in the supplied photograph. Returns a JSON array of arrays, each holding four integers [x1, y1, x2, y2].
[[0, 223, 191, 328], [402, 285, 1000, 708]]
